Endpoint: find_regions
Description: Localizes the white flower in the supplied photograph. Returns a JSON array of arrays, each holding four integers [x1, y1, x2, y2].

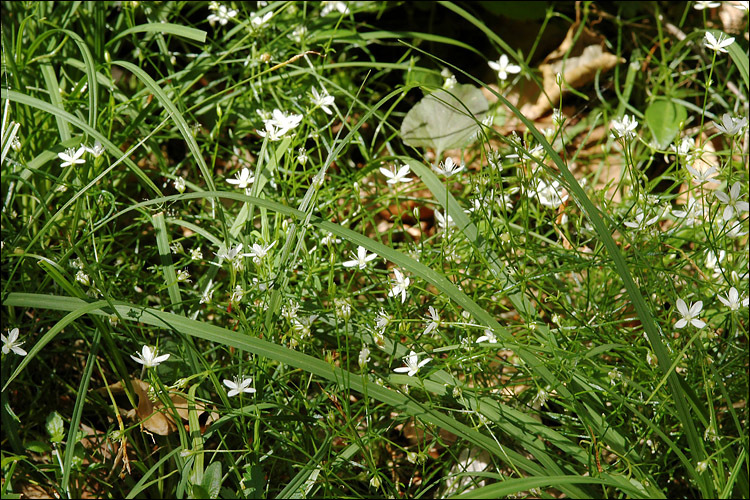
[[250, 11, 273, 29], [379, 164, 412, 185], [672, 198, 705, 227], [686, 164, 718, 185], [290, 25, 308, 43], [226, 167, 255, 190], [200, 287, 214, 304], [532, 386, 550, 406], [488, 54, 521, 81], [130, 345, 170, 367], [58, 146, 86, 168], [174, 176, 187, 193], [432, 157, 465, 177], [704, 31, 735, 53], [76, 270, 90, 286], [297, 146, 308, 166], [334, 298, 352, 320], [2, 328, 27, 356], [694, 1, 721, 9], [343, 246, 378, 270], [281, 300, 300, 320], [434, 210, 454, 232], [476, 329, 497, 343], [705, 249, 725, 273], [190, 247, 203, 260], [223, 376, 256, 397], [388, 268, 410, 303], [715, 181, 749, 221], [375, 308, 390, 332], [257, 122, 284, 141], [176, 269, 191, 283], [675, 298, 706, 329], [230, 285, 245, 304], [714, 113, 748, 136], [85, 140, 105, 157], [529, 179, 568, 208], [246, 241, 276, 264], [610, 115, 638, 140], [624, 209, 660, 229], [266, 109, 303, 136], [207, 3, 238, 26], [215, 243, 245, 264], [393, 350, 431, 377], [717, 287, 749, 311], [423, 306, 440, 335], [321, 1, 350, 16], [310, 87, 335, 115], [358, 346, 371, 369]]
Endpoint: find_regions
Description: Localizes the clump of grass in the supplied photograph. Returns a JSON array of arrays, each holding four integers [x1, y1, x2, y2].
[[2, 2, 748, 499]]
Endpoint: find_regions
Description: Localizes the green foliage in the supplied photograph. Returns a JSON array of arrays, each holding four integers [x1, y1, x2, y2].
[[1, 1, 748, 499]]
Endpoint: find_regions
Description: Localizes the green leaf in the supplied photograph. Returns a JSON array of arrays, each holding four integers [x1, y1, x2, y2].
[[645, 99, 687, 150], [400, 84, 488, 154], [242, 464, 265, 499], [202, 461, 223, 499], [46, 412, 65, 443]]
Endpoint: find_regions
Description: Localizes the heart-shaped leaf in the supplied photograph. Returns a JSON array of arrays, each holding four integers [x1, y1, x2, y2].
[[401, 84, 489, 154], [645, 99, 687, 150]]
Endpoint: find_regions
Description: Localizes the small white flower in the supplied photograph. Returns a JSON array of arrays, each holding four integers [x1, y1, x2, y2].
[[529, 178, 568, 209], [207, 3, 238, 26], [488, 54, 521, 81], [226, 167, 255, 190], [715, 181, 749, 221], [250, 11, 273, 29], [321, 232, 341, 246], [58, 147, 86, 168], [176, 269, 191, 283], [215, 243, 245, 264], [334, 298, 352, 320], [257, 122, 283, 142], [532, 386, 550, 406], [672, 198, 705, 227], [2, 328, 27, 356], [675, 298, 706, 329], [266, 109, 303, 136], [130, 345, 170, 367], [223, 376, 256, 397], [190, 247, 203, 260], [694, 1, 721, 9], [282, 300, 300, 320], [432, 157, 465, 177], [476, 329, 497, 344], [375, 308, 390, 332], [434, 210, 455, 232], [174, 176, 187, 193], [393, 350, 431, 377], [704, 31, 735, 53], [714, 113, 748, 136], [624, 209, 660, 229], [696, 460, 708, 473], [321, 1, 350, 16], [379, 164, 413, 185], [85, 140, 105, 157], [423, 306, 440, 335], [343, 246, 378, 270], [297, 146, 308, 166], [388, 268, 410, 303], [230, 285, 245, 304], [705, 249, 725, 273], [610, 115, 638, 140], [717, 287, 749, 311], [200, 286, 214, 304], [246, 241, 276, 264], [76, 270, 90, 286], [310, 87, 335, 115], [290, 25, 308, 43], [358, 346, 371, 369], [686, 164, 718, 185]]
